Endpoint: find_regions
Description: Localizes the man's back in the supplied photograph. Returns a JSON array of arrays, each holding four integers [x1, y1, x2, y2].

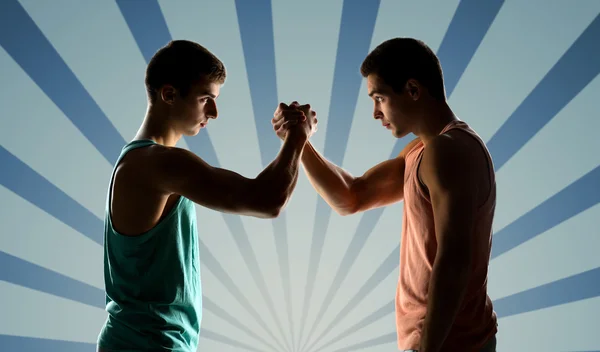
[[396, 120, 497, 351], [98, 140, 202, 352]]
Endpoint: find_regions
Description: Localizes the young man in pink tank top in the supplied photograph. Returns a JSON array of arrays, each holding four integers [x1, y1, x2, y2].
[[272, 38, 498, 352]]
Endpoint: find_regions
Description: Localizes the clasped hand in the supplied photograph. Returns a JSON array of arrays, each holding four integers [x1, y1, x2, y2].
[[272, 101, 318, 140]]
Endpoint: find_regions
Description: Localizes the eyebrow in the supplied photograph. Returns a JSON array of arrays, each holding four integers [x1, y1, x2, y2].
[[200, 92, 218, 99], [368, 90, 383, 97]]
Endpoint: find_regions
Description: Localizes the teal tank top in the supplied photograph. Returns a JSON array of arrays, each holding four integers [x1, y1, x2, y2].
[[98, 140, 202, 352]]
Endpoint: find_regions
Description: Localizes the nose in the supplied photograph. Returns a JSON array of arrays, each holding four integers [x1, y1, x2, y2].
[[373, 106, 382, 120], [206, 99, 218, 119]]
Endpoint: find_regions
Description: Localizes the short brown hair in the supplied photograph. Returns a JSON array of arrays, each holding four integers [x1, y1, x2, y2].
[[360, 38, 445, 100], [145, 40, 226, 102]]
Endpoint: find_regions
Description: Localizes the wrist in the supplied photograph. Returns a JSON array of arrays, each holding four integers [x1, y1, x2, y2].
[[285, 127, 309, 145]]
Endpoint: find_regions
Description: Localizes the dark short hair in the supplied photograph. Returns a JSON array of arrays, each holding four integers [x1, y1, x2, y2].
[[145, 40, 226, 102], [360, 38, 445, 100]]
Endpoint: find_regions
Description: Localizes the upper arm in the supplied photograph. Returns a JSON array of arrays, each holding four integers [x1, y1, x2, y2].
[[420, 134, 482, 259], [350, 137, 420, 213], [147, 146, 281, 218]]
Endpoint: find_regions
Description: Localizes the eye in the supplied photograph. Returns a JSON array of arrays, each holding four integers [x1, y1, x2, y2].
[[199, 97, 210, 103], [375, 96, 383, 103]]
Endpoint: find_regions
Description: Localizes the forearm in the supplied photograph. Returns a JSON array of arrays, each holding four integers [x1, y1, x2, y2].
[[301, 141, 357, 214], [420, 254, 470, 352], [256, 128, 308, 209]]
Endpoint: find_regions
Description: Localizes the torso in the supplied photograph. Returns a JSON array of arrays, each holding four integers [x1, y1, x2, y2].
[[99, 140, 202, 351], [395, 120, 498, 351]]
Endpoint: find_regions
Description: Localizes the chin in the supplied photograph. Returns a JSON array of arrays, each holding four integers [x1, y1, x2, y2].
[[184, 127, 202, 137], [393, 128, 410, 139]]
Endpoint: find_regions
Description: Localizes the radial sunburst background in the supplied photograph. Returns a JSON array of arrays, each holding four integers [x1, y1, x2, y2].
[[1, 0, 599, 351]]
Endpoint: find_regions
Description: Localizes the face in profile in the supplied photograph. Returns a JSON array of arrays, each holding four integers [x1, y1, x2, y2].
[[367, 74, 420, 139], [162, 77, 221, 136]]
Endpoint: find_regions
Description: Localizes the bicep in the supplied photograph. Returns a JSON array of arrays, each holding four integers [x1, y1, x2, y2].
[[151, 148, 277, 217], [350, 156, 406, 212]]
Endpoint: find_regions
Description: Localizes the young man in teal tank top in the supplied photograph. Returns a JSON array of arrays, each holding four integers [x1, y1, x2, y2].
[[97, 40, 315, 352]]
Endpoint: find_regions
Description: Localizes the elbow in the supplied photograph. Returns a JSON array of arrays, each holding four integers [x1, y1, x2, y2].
[[334, 206, 356, 217], [332, 181, 361, 216], [261, 194, 288, 219], [264, 203, 284, 219], [332, 198, 359, 217]]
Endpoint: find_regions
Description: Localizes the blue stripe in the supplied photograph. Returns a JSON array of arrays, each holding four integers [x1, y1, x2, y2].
[[301, 204, 390, 351], [116, 4, 286, 350], [201, 329, 263, 352], [184, 130, 221, 166], [234, 2, 295, 348], [298, 2, 381, 349], [197, 240, 287, 352], [388, 0, 504, 161], [203, 297, 278, 352], [323, 0, 381, 165], [234, 0, 280, 165], [0, 146, 103, 245], [115, 0, 171, 63], [272, 214, 295, 348], [303, 245, 399, 352], [331, 332, 396, 352], [308, 301, 395, 352], [221, 214, 290, 350], [0, 335, 96, 352], [0, 248, 280, 352], [304, 1, 504, 346], [0, 251, 104, 309], [116, 0, 221, 169], [494, 266, 600, 318], [315, 163, 600, 341], [488, 14, 600, 170], [326, 266, 600, 342], [492, 165, 600, 259], [0, 0, 125, 164], [297, 199, 331, 350], [437, 0, 504, 97]]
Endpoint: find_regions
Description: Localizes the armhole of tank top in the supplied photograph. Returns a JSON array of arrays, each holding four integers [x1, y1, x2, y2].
[[106, 141, 181, 239], [415, 148, 430, 198]]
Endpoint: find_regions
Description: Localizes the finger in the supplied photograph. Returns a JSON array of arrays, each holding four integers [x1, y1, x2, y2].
[[282, 111, 306, 121], [290, 101, 300, 108], [274, 102, 290, 118], [277, 120, 298, 133], [273, 117, 286, 130], [274, 114, 300, 130]]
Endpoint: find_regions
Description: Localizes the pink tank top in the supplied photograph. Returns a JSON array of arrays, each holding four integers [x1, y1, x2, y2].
[[395, 120, 498, 351]]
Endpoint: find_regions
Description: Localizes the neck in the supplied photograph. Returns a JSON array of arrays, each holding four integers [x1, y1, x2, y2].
[[412, 99, 458, 146], [134, 104, 182, 147]]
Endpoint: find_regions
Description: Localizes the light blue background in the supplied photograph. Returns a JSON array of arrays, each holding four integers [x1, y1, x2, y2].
[[1, 0, 599, 351]]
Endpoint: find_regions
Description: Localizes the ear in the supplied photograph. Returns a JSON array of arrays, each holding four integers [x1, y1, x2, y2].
[[405, 79, 420, 101], [160, 85, 177, 105]]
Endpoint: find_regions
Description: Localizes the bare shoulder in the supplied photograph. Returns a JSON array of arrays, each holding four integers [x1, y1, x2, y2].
[[115, 144, 204, 192], [420, 130, 486, 189], [398, 136, 422, 158]]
